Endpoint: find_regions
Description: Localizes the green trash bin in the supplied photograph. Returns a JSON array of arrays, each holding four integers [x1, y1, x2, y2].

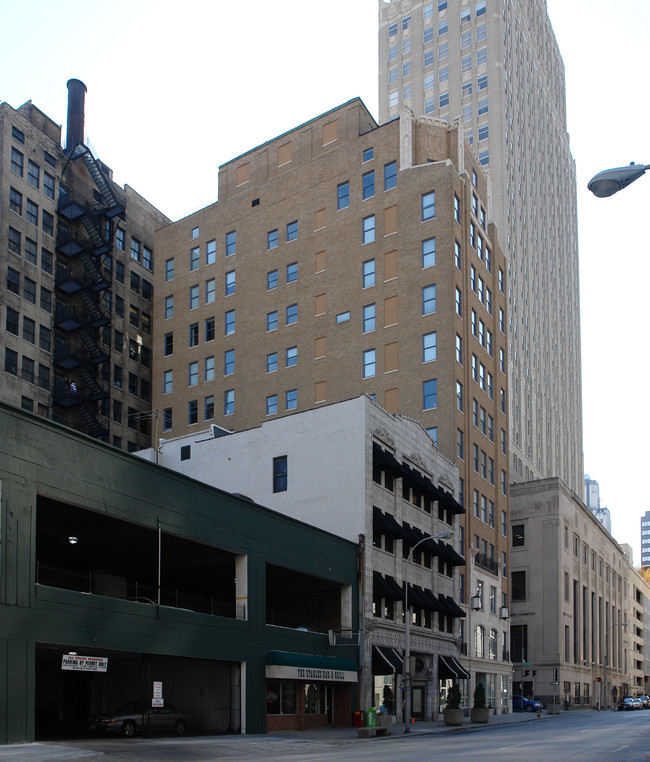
[[367, 707, 377, 727]]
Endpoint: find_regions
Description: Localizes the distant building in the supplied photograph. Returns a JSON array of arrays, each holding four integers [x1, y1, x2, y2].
[[1, 81, 169, 449], [583, 474, 611, 534], [642, 511, 650, 568]]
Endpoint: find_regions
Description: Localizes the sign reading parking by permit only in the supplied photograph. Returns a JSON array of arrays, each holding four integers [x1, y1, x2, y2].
[[61, 655, 108, 672]]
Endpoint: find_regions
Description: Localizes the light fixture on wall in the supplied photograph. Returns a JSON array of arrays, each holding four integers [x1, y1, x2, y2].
[[68, 536, 78, 545]]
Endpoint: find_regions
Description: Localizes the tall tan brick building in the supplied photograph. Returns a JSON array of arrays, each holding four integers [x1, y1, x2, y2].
[[378, 0, 583, 496], [153, 99, 511, 702]]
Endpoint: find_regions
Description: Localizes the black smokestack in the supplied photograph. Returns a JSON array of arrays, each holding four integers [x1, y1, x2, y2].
[[66, 79, 87, 148]]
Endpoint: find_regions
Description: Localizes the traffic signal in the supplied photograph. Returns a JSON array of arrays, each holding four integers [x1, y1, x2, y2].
[[554, 667, 559, 682], [524, 670, 530, 677], [533, 670, 537, 677], [596, 677, 601, 683]]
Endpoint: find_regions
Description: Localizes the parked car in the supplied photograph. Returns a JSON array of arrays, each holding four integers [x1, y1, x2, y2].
[[633, 698, 644, 710], [88, 701, 190, 737], [512, 695, 543, 712], [617, 697, 636, 711], [638, 695, 650, 708]]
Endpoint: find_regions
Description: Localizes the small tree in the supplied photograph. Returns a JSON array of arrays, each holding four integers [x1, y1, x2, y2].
[[446, 682, 462, 710], [473, 681, 486, 709]]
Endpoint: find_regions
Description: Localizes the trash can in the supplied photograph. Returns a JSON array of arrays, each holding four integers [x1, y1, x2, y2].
[[367, 707, 377, 727], [353, 710, 364, 728]]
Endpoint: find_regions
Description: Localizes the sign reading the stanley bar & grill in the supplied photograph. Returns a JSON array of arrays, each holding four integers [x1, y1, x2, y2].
[[61, 655, 108, 672], [265, 665, 357, 682]]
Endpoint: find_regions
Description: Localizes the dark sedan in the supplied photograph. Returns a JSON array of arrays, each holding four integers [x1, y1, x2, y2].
[[88, 701, 190, 736], [617, 697, 636, 711]]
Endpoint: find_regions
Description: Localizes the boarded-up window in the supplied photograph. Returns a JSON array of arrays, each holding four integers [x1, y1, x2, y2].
[[315, 336, 326, 359], [384, 250, 398, 281], [315, 293, 326, 315], [384, 205, 398, 236], [385, 388, 399, 415], [315, 381, 327, 403], [322, 120, 338, 145], [236, 163, 250, 186], [278, 142, 292, 166], [384, 295, 398, 327], [384, 342, 399, 373], [315, 208, 327, 230], [315, 250, 327, 272]]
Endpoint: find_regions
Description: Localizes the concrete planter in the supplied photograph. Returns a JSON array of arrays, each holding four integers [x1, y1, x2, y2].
[[471, 707, 490, 723], [444, 708, 464, 726]]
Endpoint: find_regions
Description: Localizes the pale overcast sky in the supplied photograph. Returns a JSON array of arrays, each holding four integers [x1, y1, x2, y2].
[[2, 0, 649, 562]]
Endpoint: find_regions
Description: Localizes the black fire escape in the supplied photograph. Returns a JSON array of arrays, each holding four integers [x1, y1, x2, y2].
[[52, 144, 125, 441]]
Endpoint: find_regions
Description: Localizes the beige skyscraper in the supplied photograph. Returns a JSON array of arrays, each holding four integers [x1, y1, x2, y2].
[[378, 0, 583, 494]]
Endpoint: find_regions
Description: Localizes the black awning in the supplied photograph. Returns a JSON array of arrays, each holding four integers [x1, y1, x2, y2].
[[423, 476, 441, 501], [372, 645, 404, 675], [374, 507, 407, 541], [420, 587, 441, 611], [438, 654, 470, 680], [407, 584, 432, 608], [373, 571, 405, 601], [383, 511, 407, 540], [441, 595, 466, 618], [439, 489, 465, 515], [373, 442, 402, 474], [439, 541, 466, 567]]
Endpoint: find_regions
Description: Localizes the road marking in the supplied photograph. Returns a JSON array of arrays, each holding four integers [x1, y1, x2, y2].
[[498, 742, 530, 749], [612, 746, 629, 752]]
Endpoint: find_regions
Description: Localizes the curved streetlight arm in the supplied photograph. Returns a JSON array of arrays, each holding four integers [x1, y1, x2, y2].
[[587, 163, 650, 198], [402, 529, 453, 733]]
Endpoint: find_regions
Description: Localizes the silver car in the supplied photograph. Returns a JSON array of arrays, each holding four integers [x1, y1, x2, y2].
[[88, 701, 190, 737]]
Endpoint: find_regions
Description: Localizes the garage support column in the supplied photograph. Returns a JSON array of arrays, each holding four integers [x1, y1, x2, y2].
[[0, 638, 34, 744], [235, 555, 247, 620]]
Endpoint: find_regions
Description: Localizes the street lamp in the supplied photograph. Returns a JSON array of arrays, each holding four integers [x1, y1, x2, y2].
[[603, 620, 628, 710], [403, 529, 454, 734], [587, 163, 649, 198]]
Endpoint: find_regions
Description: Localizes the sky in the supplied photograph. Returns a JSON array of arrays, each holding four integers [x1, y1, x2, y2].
[[2, 0, 649, 563]]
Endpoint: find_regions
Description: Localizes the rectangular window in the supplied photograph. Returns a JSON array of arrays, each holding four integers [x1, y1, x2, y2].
[[164, 295, 174, 319], [285, 346, 297, 368], [163, 370, 173, 394], [189, 323, 199, 347], [286, 304, 297, 325], [224, 389, 235, 416], [188, 361, 198, 387], [164, 332, 173, 356], [130, 238, 141, 262], [24, 277, 36, 304], [206, 277, 216, 302], [384, 161, 397, 191], [225, 310, 235, 335], [43, 171, 55, 200], [362, 170, 375, 200], [362, 215, 376, 244], [286, 262, 298, 283], [189, 285, 199, 309], [456, 381, 463, 411], [363, 349, 376, 378], [456, 334, 463, 364], [422, 284, 436, 314], [190, 246, 200, 271], [224, 349, 235, 375], [267, 394, 278, 416], [205, 355, 215, 382], [422, 237, 436, 268], [423, 332, 437, 362], [6, 307, 19, 335], [8, 227, 21, 255], [362, 259, 375, 288], [163, 408, 173, 431], [11, 147, 23, 176], [25, 238, 37, 265], [421, 191, 435, 220], [267, 352, 278, 373], [206, 239, 216, 265], [10, 187, 22, 215], [204, 395, 214, 420], [5, 348, 18, 376], [205, 317, 215, 342], [267, 311, 278, 331], [337, 181, 350, 210], [267, 229, 279, 249], [423, 379, 437, 410], [286, 221, 298, 241], [363, 303, 376, 333], [226, 230, 236, 256], [273, 455, 288, 492], [286, 389, 297, 411], [115, 228, 125, 250]]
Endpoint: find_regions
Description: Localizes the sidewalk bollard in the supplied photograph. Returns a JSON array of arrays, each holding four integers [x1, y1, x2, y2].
[[537, 708, 541, 718]]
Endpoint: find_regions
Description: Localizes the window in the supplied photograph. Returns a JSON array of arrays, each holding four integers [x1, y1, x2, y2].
[[336, 311, 350, 324], [511, 571, 526, 601], [190, 246, 200, 271], [363, 349, 376, 378], [421, 191, 435, 221], [5, 348, 18, 376], [363, 147, 374, 162], [475, 625, 485, 658], [163, 370, 173, 394], [422, 284, 436, 314], [438, 41, 448, 60], [164, 332, 174, 356], [205, 317, 215, 342], [189, 322, 199, 347], [362, 259, 375, 288], [9, 227, 21, 255], [191, 227, 199, 239], [266, 352, 278, 373], [188, 361, 198, 387], [362, 215, 376, 244], [222, 271, 234, 297], [267, 229, 279, 249], [273, 455, 288, 492], [224, 389, 235, 416], [286, 262, 298, 283], [41, 171, 54, 201], [25, 238, 37, 265], [41, 247, 53, 274], [6, 307, 19, 335], [224, 349, 235, 375], [384, 161, 397, 191], [11, 147, 23, 176], [129, 305, 139, 328], [225, 310, 235, 335], [115, 228, 125, 251], [226, 230, 236, 256], [478, 97, 488, 115], [164, 295, 174, 319], [286, 389, 297, 410], [363, 303, 376, 333], [10, 187, 22, 215], [455, 287, 463, 318], [422, 237, 436, 268], [286, 221, 298, 242], [188, 285, 199, 309], [286, 346, 297, 367], [457, 428, 464, 459], [423, 332, 437, 362], [204, 396, 214, 420], [455, 334, 463, 364], [266, 394, 278, 415], [333, 181, 350, 213], [267, 269, 278, 290], [512, 525, 525, 547], [423, 379, 437, 410], [362, 170, 375, 200], [439, 91, 449, 108], [24, 277, 36, 304], [456, 381, 463, 411], [130, 237, 141, 262], [267, 311, 278, 331], [205, 356, 215, 382], [206, 240, 216, 265], [286, 304, 297, 325]]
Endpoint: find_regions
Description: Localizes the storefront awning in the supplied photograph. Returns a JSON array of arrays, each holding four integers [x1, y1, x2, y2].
[[265, 651, 357, 682], [438, 654, 470, 680], [372, 645, 404, 675]]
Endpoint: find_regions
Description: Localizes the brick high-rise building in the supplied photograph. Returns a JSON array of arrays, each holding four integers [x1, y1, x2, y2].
[[153, 99, 511, 695], [378, 0, 583, 495], [1, 81, 169, 449]]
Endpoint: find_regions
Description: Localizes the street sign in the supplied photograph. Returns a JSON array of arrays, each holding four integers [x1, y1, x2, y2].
[[523, 662, 531, 666], [550, 681, 559, 686]]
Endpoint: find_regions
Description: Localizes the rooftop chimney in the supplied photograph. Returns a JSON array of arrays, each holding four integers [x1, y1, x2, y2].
[[66, 79, 87, 148]]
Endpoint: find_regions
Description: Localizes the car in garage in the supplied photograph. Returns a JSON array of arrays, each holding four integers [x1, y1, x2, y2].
[[512, 695, 543, 712], [88, 701, 190, 737]]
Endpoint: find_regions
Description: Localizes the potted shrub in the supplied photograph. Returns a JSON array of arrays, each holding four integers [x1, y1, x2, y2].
[[444, 682, 464, 726], [471, 682, 490, 723]]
